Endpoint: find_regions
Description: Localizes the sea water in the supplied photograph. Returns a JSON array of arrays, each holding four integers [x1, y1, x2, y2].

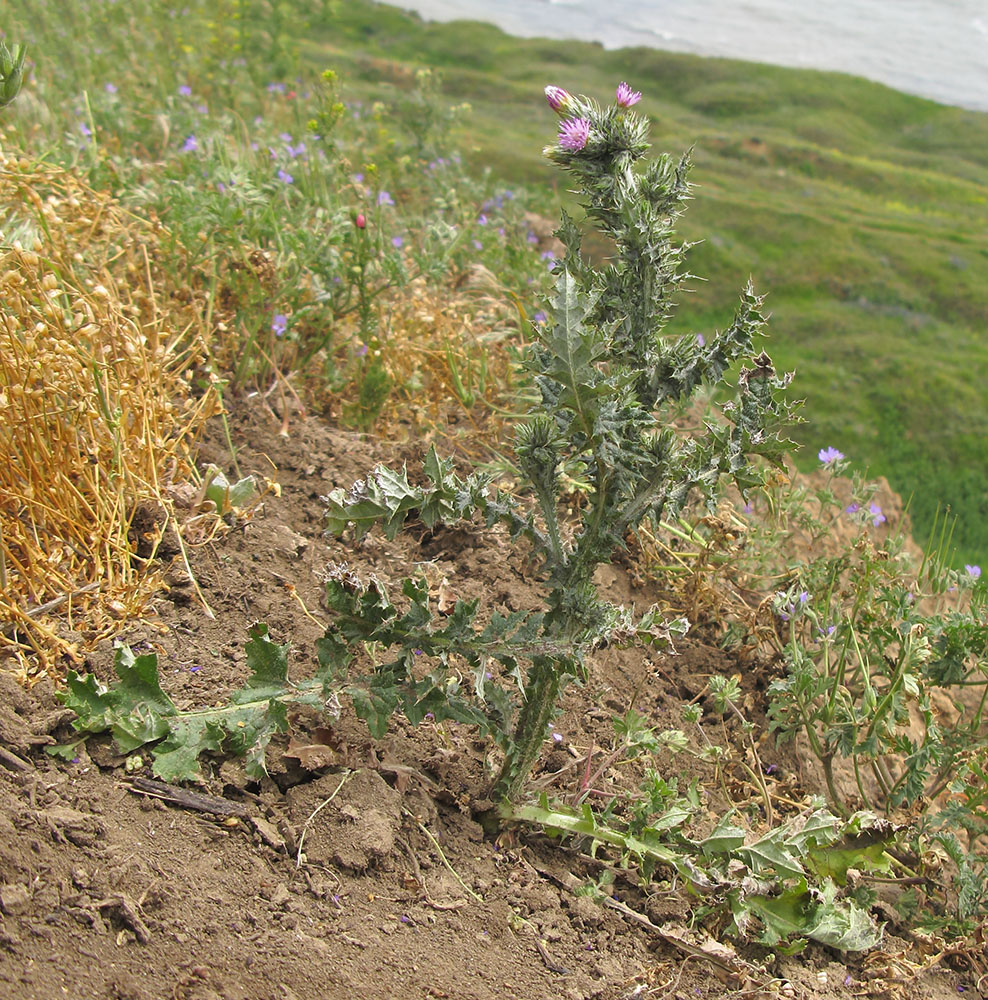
[[395, 0, 988, 112]]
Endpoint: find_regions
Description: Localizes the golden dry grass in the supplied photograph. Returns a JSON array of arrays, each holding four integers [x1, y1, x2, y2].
[[0, 148, 222, 678]]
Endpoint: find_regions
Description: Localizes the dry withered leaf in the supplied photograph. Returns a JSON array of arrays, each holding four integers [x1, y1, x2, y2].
[[283, 726, 340, 770]]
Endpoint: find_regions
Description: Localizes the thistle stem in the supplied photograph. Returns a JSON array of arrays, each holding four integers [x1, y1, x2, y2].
[[493, 657, 562, 803]]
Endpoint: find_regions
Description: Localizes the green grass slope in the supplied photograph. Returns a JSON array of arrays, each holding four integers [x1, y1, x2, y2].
[[320, 2, 988, 562], [5, 0, 986, 562]]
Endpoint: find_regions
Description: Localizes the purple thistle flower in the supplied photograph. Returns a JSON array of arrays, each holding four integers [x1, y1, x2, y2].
[[615, 81, 642, 108], [869, 503, 886, 526], [181, 134, 198, 152], [818, 446, 844, 465], [965, 564, 981, 580], [277, 168, 294, 184], [558, 117, 591, 152], [271, 313, 287, 337], [377, 190, 395, 207], [544, 85, 572, 114]]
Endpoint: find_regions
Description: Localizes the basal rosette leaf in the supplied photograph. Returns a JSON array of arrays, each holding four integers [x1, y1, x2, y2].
[[57, 629, 302, 781]]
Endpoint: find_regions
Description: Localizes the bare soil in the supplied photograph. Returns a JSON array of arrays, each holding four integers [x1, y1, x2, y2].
[[0, 406, 980, 1000]]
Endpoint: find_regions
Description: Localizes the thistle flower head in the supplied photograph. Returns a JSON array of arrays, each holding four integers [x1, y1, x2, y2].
[[544, 85, 573, 115], [615, 81, 642, 108], [557, 117, 591, 152]]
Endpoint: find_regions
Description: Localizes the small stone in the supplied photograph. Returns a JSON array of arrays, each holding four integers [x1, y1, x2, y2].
[[0, 883, 32, 915]]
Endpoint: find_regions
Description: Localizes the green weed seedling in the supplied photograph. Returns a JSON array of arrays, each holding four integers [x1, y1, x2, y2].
[[322, 81, 796, 805], [766, 464, 988, 927]]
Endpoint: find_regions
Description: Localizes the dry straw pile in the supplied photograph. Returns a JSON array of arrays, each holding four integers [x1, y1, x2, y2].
[[0, 148, 221, 678]]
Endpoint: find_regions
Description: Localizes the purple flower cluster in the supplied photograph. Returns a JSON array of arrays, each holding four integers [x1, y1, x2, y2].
[[557, 117, 590, 151]]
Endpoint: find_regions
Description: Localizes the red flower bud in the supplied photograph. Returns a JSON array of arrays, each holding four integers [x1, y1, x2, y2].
[[355, 213, 366, 229]]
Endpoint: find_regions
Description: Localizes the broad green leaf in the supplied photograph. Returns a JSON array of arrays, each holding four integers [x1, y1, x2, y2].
[[736, 827, 805, 879], [700, 812, 746, 856]]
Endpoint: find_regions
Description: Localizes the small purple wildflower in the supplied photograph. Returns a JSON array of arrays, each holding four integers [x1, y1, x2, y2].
[[533, 310, 548, 324], [615, 81, 642, 108], [196, 103, 208, 114], [558, 117, 591, 152], [696, 333, 706, 347], [869, 503, 886, 526], [266, 82, 286, 94], [271, 313, 287, 337], [178, 84, 192, 96], [965, 564, 981, 580], [540, 250, 555, 261], [472, 240, 484, 251], [79, 122, 92, 138], [104, 82, 118, 94], [71, 756, 81, 764], [352, 172, 364, 183], [377, 190, 395, 207], [277, 168, 294, 184], [551, 732, 563, 743], [278, 132, 293, 142], [391, 235, 404, 248], [477, 213, 488, 225], [181, 134, 198, 152], [743, 501, 753, 514], [189, 665, 202, 673], [526, 230, 539, 244], [799, 590, 809, 604], [356, 342, 369, 357], [818, 446, 844, 465], [846, 503, 860, 514]]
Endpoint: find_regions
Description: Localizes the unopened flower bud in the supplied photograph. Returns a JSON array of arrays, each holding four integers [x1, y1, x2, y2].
[[0, 41, 26, 110], [355, 213, 366, 229], [544, 85, 573, 115]]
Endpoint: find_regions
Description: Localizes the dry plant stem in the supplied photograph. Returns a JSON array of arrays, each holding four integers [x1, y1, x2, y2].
[[402, 807, 483, 903], [295, 769, 352, 868]]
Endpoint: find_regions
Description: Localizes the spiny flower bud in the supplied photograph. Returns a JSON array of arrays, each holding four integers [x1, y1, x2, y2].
[[544, 85, 573, 116]]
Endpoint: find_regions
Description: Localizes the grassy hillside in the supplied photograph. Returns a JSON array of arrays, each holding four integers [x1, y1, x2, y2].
[[5, 0, 988, 562]]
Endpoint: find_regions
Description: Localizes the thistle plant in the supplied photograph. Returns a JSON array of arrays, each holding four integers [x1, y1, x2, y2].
[[322, 82, 796, 806]]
